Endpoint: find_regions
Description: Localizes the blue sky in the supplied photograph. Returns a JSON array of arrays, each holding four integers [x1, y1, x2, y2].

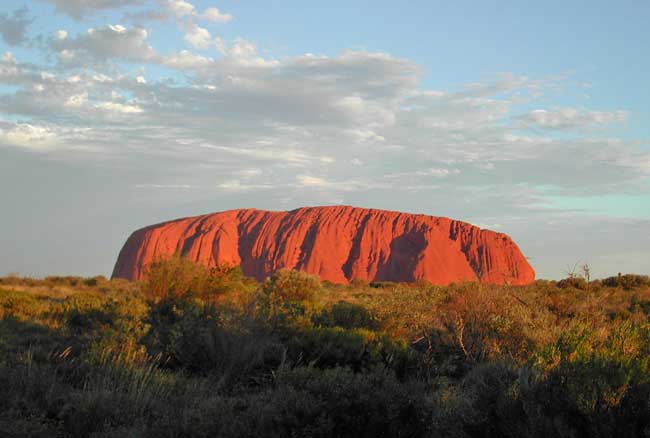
[[0, 0, 648, 279]]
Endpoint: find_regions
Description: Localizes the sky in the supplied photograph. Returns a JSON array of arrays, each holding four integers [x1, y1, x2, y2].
[[0, 0, 649, 280]]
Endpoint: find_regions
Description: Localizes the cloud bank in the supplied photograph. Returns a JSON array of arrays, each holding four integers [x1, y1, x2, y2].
[[0, 0, 648, 278]]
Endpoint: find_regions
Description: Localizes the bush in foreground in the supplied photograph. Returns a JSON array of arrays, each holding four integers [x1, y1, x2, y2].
[[3, 262, 650, 437]]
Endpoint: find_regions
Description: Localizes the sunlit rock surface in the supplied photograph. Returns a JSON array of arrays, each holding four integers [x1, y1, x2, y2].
[[112, 206, 535, 285]]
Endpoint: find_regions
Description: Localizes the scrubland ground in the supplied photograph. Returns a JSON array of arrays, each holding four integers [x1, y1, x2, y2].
[[2, 259, 650, 437]]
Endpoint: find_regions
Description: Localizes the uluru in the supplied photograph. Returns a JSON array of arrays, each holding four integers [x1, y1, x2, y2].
[[112, 206, 534, 285]]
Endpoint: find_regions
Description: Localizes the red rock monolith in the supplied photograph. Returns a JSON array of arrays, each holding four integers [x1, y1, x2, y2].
[[111, 206, 535, 285]]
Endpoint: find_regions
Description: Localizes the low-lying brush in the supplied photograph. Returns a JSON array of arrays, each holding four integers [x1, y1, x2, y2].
[[2, 264, 650, 437]]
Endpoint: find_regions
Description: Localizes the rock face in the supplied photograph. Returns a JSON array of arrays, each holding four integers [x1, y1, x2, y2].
[[112, 206, 535, 285]]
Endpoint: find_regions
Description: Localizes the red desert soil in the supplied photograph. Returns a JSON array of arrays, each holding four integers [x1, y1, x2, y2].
[[112, 206, 535, 285]]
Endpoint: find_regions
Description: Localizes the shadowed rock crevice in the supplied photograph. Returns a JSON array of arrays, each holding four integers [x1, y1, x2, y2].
[[342, 211, 373, 280], [375, 231, 427, 282], [236, 211, 269, 279]]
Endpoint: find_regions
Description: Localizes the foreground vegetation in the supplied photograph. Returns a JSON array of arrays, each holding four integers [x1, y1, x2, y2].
[[2, 259, 650, 437]]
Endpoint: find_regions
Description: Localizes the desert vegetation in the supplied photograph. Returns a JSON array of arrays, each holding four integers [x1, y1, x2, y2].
[[2, 261, 650, 437]]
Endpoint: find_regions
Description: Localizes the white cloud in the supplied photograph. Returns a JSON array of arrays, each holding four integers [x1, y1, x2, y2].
[[295, 172, 390, 193], [385, 167, 460, 179], [199, 7, 232, 23], [0, 52, 20, 82], [0, 122, 59, 149], [230, 39, 257, 58], [345, 128, 385, 144], [165, 0, 232, 22], [39, 0, 145, 19], [237, 168, 262, 177], [95, 101, 143, 113], [1, 52, 16, 63], [134, 183, 195, 189], [167, 0, 195, 17], [164, 50, 213, 69], [58, 49, 76, 61], [65, 91, 88, 107], [297, 175, 329, 188], [214, 37, 227, 55], [520, 108, 628, 130], [217, 180, 273, 191], [427, 168, 460, 178], [183, 23, 213, 49], [2, 42, 648, 220], [50, 24, 158, 63]]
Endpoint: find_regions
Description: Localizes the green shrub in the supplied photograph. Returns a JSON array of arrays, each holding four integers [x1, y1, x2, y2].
[[261, 269, 322, 303], [0, 289, 48, 320], [312, 301, 377, 330], [255, 269, 323, 328], [517, 357, 650, 437], [66, 303, 116, 330], [145, 295, 285, 387], [141, 255, 214, 300], [436, 286, 538, 364], [285, 327, 372, 370], [82, 276, 106, 288], [557, 276, 588, 290], [234, 366, 431, 438], [283, 326, 417, 376], [141, 257, 255, 302], [349, 278, 369, 288], [369, 281, 397, 289], [431, 361, 528, 438], [602, 274, 650, 290]]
